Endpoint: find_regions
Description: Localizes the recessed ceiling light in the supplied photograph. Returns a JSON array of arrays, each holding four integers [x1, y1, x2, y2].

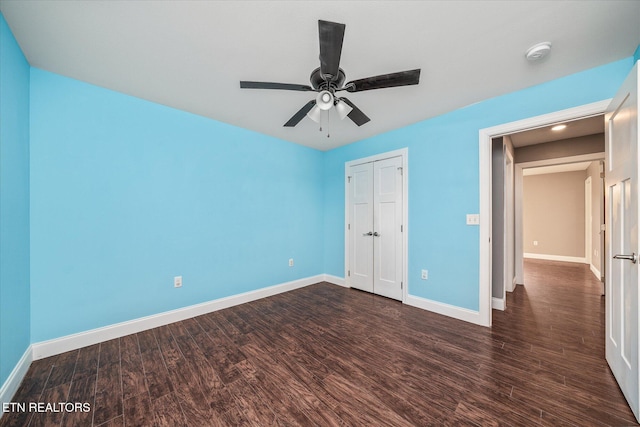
[[526, 42, 552, 61], [551, 124, 567, 131]]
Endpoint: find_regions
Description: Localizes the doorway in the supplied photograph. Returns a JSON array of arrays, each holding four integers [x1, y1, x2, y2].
[[344, 149, 408, 301], [479, 100, 611, 326], [490, 116, 605, 313], [481, 75, 639, 420]]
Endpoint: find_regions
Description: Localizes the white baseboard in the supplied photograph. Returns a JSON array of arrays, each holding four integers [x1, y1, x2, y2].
[[0, 345, 32, 410], [590, 264, 602, 280], [405, 294, 484, 326], [524, 253, 587, 264], [32, 274, 324, 360], [323, 274, 347, 287], [492, 297, 505, 311], [326, 279, 487, 325]]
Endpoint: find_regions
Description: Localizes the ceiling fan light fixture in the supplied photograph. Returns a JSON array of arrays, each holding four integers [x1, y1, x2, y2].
[[307, 105, 323, 123], [335, 98, 353, 120], [316, 90, 334, 110]]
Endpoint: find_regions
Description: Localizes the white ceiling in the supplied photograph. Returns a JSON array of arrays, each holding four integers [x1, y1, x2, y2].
[[1, 1, 639, 151]]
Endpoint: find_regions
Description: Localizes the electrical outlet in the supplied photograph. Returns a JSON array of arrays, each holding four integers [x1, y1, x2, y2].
[[174, 276, 182, 288], [289, 258, 294, 267], [533, 240, 538, 246], [421, 269, 428, 280]]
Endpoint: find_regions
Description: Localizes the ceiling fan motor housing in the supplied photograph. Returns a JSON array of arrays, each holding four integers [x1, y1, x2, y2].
[[310, 67, 346, 92]]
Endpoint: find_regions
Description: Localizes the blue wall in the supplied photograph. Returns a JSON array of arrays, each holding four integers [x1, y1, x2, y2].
[[323, 57, 633, 311], [29, 70, 325, 342], [0, 15, 31, 386]]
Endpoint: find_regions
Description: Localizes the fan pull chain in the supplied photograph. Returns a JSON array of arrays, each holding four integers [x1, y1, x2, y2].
[[327, 109, 330, 138]]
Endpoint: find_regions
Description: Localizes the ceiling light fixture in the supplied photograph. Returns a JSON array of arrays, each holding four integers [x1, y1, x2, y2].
[[551, 124, 567, 131], [525, 42, 552, 61], [335, 98, 353, 120], [306, 105, 322, 123], [316, 90, 334, 110], [307, 94, 353, 124], [307, 90, 334, 128]]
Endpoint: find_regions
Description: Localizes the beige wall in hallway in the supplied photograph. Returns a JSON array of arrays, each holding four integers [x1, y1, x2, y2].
[[523, 170, 586, 258]]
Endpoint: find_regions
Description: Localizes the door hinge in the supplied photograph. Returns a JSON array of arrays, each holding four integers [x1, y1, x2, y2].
[[401, 281, 403, 289], [400, 224, 403, 232], [397, 167, 403, 175], [348, 176, 352, 183], [348, 270, 350, 277]]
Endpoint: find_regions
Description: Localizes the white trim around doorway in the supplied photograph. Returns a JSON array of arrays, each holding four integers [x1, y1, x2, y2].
[[478, 100, 611, 326]]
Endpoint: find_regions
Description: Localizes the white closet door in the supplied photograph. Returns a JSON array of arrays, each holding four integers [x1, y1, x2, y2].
[[373, 156, 403, 300], [348, 156, 403, 301], [349, 162, 374, 293]]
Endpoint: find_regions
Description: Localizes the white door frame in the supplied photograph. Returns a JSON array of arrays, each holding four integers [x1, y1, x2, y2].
[[504, 148, 515, 297], [585, 176, 593, 269], [515, 164, 525, 285], [478, 100, 611, 326], [345, 148, 409, 302]]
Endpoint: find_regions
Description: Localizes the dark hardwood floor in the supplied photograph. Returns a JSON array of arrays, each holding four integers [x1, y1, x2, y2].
[[1, 259, 637, 426]]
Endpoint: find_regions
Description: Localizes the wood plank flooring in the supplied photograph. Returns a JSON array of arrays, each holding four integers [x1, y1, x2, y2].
[[1, 259, 637, 426]]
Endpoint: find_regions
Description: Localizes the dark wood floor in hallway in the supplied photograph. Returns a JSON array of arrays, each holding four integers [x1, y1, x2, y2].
[[1, 259, 637, 426]]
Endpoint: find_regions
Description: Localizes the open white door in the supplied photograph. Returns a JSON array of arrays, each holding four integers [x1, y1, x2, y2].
[[605, 61, 639, 422]]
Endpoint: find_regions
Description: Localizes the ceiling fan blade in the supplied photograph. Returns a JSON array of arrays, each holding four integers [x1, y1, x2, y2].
[[284, 100, 317, 127], [240, 81, 315, 91], [343, 69, 421, 92], [340, 98, 370, 126], [318, 20, 346, 81]]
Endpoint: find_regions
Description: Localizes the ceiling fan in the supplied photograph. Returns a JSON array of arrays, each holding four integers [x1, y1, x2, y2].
[[240, 20, 421, 129]]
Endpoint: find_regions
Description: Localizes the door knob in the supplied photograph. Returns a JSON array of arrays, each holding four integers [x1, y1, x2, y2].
[[373, 232, 380, 237], [363, 231, 373, 236], [613, 253, 637, 264]]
